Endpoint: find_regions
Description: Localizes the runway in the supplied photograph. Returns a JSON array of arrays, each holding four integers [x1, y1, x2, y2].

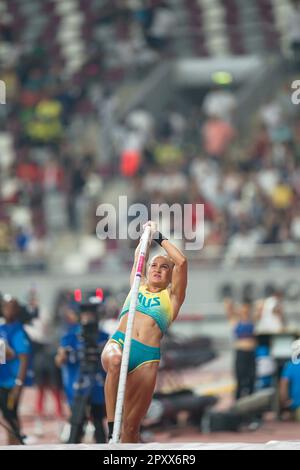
[[1, 358, 299, 450], [2, 441, 300, 450]]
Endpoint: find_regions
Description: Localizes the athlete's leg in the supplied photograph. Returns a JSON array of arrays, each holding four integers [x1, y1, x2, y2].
[[101, 341, 123, 423], [121, 362, 159, 443]]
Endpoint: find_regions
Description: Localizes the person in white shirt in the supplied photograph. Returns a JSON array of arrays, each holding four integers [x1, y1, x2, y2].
[[255, 289, 285, 334], [146, 1, 176, 50], [202, 87, 237, 123]]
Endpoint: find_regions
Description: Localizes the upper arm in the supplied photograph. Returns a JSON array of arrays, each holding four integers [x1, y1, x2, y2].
[[224, 299, 237, 323], [13, 331, 31, 356], [170, 259, 188, 317]]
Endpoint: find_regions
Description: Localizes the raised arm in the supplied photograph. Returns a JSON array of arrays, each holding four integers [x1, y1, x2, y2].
[[159, 239, 187, 318], [224, 298, 238, 325]]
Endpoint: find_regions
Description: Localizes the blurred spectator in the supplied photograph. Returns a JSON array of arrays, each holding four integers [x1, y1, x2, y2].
[[15, 227, 31, 253], [33, 343, 64, 437], [287, 0, 300, 70], [158, 165, 188, 203], [154, 141, 184, 166], [202, 86, 237, 123], [120, 149, 142, 177], [145, 1, 176, 51], [56, 307, 109, 444], [271, 181, 294, 210], [225, 224, 261, 266], [291, 208, 300, 240], [25, 315, 64, 438], [202, 116, 236, 161], [280, 350, 300, 420], [66, 159, 87, 231], [131, 0, 153, 32], [260, 98, 283, 137], [0, 218, 11, 252], [0, 14, 13, 43], [43, 156, 65, 193], [224, 299, 256, 400], [56, 307, 80, 411], [255, 289, 285, 334], [257, 160, 280, 197], [0, 297, 31, 445], [26, 93, 63, 144]]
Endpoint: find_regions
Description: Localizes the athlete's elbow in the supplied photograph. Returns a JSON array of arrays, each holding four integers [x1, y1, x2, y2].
[[177, 256, 187, 268]]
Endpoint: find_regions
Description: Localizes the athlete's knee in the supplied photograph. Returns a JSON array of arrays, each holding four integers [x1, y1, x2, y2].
[[107, 351, 122, 373], [101, 343, 122, 371]]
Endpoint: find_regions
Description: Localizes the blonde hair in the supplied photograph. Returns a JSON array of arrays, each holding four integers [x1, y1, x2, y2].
[[149, 255, 175, 270]]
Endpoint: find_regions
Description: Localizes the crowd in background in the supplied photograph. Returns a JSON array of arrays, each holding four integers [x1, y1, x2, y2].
[[0, 0, 299, 267], [1, 0, 300, 447], [0, 59, 299, 265]]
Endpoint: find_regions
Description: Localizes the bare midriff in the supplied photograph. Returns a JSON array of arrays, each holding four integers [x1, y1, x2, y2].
[[234, 337, 257, 351], [117, 311, 163, 348]]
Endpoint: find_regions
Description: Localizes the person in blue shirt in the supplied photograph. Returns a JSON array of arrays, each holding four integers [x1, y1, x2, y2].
[[224, 298, 257, 400], [0, 296, 31, 445], [56, 301, 109, 443], [280, 356, 300, 416], [56, 305, 81, 409]]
